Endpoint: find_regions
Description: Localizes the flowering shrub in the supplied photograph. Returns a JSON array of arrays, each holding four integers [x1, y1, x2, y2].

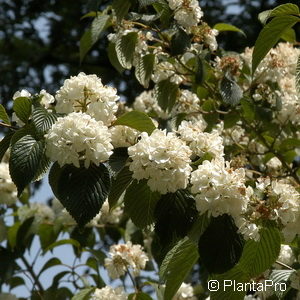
[[1, 1, 300, 299]]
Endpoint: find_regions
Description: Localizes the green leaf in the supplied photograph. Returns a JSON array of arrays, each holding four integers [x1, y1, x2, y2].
[[32, 106, 58, 134], [252, 15, 299, 75], [239, 226, 281, 277], [213, 23, 246, 37], [91, 14, 111, 44], [270, 269, 295, 298], [107, 42, 125, 73], [124, 180, 160, 228], [198, 215, 244, 274], [38, 223, 59, 251], [159, 237, 199, 300], [194, 56, 206, 85], [152, 0, 171, 27], [135, 53, 155, 88], [109, 147, 129, 174], [7, 276, 25, 289], [0, 131, 14, 162], [280, 138, 300, 152], [188, 212, 210, 243], [155, 79, 179, 112], [114, 110, 156, 134], [108, 166, 133, 208], [241, 99, 255, 122], [296, 54, 300, 94], [80, 30, 92, 63], [128, 292, 154, 300], [0, 104, 10, 124], [9, 135, 44, 195], [13, 97, 32, 123], [280, 27, 296, 43], [269, 3, 300, 18], [71, 287, 96, 300], [138, 0, 157, 7], [112, 0, 132, 22], [49, 162, 111, 226], [116, 32, 138, 69], [170, 27, 191, 56], [38, 258, 62, 276], [220, 75, 243, 106], [44, 238, 81, 253]]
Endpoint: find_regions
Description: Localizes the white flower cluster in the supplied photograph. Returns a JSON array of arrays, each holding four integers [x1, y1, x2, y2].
[[190, 158, 251, 219], [109, 125, 139, 148], [45, 112, 113, 168], [276, 244, 295, 267], [104, 241, 148, 279], [128, 129, 192, 194], [167, 0, 203, 30], [0, 162, 17, 205], [175, 90, 200, 115], [177, 120, 223, 158], [55, 72, 119, 125], [91, 286, 127, 300], [152, 61, 185, 85], [173, 282, 197, 300]]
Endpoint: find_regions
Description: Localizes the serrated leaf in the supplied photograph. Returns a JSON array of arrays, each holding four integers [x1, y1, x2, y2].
[[32, 106, 58, 134], [71, 287, 96, 300], [13, 97, 32, 123], [91, 14, 111, 43], [112, 0, 131, 22], [270, 269, 295, 298], [108, 166, 133, 208], [0, 104, 10, 124], [155, 79, 179, 112], [152, 0, 171, 28], [124, 180, 160, 228], [198, 215, 244, 274], [0, 131, 14, 162], [213, 23, 246, 37], [159, 237, 199, 300], [116, 32, 138, 69], [170, 27, 191, 56], [49, 162, 111, 226], [252, 15, 299, 75], [239, 226, 281, 277], [220, 75, 243, 106], [135, 54, 155, 88], [270, 3, 300, 18], [107, 42, 125, 73], [108, 147, 129, 174], [38, 258, 61, 276], [9, 135, 44, 195], [114, 110, 156, 134]]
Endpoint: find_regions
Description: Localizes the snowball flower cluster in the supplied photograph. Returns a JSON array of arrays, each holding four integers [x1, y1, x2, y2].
[[175, 90, 200, 115], [190, 158, 251, 218], [91, 286, 127, 300], [167, 0, 203, 30], [0, 162, 17, 205], [109, 125, 139, 148], [55, 72, 119, 125], [45, 112, 113, 168], [128, 129, 192, 194], [104, 241, 148, 279]]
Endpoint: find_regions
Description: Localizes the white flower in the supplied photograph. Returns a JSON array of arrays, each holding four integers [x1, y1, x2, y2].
[[91, 286, 127, 300], [104, 241, 148, 279], [152, 61, 185, 84], [173, 282, 196, 300], [235, 217, 260, 241], [204, 28, 218, 51], [174, 90, 200, 115], [0, 162, 17, 205], [190, 158, 251, 218], [109, 125, 139, 148], [128, 129, 192, 194], [45, 112, 113, 168], [55, 72, 119, 125], [275, 244, 295, 267], [39, 89, 55, 109]]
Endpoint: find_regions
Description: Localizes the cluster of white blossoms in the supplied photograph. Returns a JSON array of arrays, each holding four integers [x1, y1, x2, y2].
[[276, 244, 295, 267], [91, 286, 127, 300], [104, 241, 148, 279], [128, 129, 192, 194], [175, 90, 200, 115], [55, 72, 119, 125], [45, 112, 113, 168], [152, 61, 185, 85], [109, 125, 139, 148], [177, 120, 223, 158], [190, 158, 252, 219], [173, 282, 197, 300], [0, 162, 17, 206], [166, 0, 203, 30]]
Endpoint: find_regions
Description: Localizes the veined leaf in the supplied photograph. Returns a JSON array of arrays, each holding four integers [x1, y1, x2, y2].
[[116, 32, 138, 69], [108, 147, 129, 174], [213, 23, 246, 37], [170, 27, 191, 55], [80, 30, 92, 63], [114, 110, 156, 134], [0, 104, 10, 124], [13, 97, 32, 123], [155, 79, 179, 112], [252, 15, 299, 75], [135, 53, 155, 88], [32, 106, 58, 134], [220, 75, 243, 106], [270, 269, 295, 298], [71, 287, 96, 300], [112, 0, 131, 22], [280, 27, 296, 43], [108, 42, 125, 73], [124, 180, 160, 228], [159, 237, 199, 300], [0, 131, 14, 162], [49, 162, 111, 226]]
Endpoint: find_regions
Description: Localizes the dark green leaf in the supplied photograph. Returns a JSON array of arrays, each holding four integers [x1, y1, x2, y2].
[[188, 212, 210, 243], [152, 0, 171, 27], [220, 75, 243, 106], [280, 138, 300, 152], [32, 106, 58, 134], [0, 131, 14, 162], [160, 237, 199, 300], [71, 287, 96, 300], [108, 166, 133, 208], [280, 27, 296, 43], [49, 162, 111, 226], [38, 223, 59, 251], [155, 79, 179, 112], [44, 239, 81, 253], [198, 214, 244, 274], [38, 258, 62, 276], [252, 15, 299, 75], [13, 97, 32, 123], [138, 0, 156, 7], [0, 104, 10, 124], [107, 42, 125, 73], [170, 27, 191, 56], [91, 14, 111, 44], [125, 180, 160, 228], [114, 110, 156, 134], [213, 23, 246, 36], [135, 54, 155, 88], [194, 56, 206, 85], [116, 32, 138, 69], [7, 276, 25, 289], [112, 0, 132, 22], [80, 30, 92, 63], [128, 292, 154, 300], [0, 247, 18, 283], [224, 111, 240, 129], [241, 99, 255, 122], [109, 147, 129, 174], [9, 135, 44, 195]]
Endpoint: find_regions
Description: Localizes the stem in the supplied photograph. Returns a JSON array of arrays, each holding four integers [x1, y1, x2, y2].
[[274, 260, 294, 270], [0, 121, 18, 130]]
